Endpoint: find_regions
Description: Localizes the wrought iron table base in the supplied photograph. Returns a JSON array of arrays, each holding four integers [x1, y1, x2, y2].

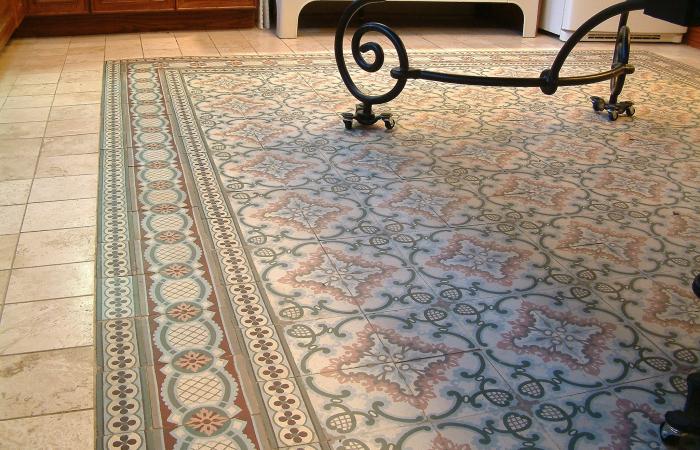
[[335, 0, 646, 128]]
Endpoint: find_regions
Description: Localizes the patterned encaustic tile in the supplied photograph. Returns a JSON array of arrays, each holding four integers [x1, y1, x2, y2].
[[99, 50, 700, 448]]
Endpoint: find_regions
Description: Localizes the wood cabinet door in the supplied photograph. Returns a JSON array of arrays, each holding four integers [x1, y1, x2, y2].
[[176, 0, 255, 9], [91, 0, 175, 13], [1, 0, 24, 47], [25, 0, 89, 15]]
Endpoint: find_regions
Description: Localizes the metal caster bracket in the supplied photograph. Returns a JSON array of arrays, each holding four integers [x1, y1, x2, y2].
[[591, 96, 636, 121], [342, 103, 395, 130]]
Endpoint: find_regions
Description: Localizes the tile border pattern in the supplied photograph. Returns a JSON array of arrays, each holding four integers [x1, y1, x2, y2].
[[98, 51, 700, 449]]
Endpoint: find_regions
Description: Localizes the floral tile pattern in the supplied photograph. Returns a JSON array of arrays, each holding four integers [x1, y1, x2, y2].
[[100, 50, 700, 448]]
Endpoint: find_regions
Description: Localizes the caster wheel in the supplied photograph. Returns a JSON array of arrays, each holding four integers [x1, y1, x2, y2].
[[625, 106, 635, 117], [342, 115, 353, 130], [692, 274, 700, 298], [608, 110, 619, 121], [383, 118, 395, 130], [592, 97, 605, 112], [660, 422, 682, 445]]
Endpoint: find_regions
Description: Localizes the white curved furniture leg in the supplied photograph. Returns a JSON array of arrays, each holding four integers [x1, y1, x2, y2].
[[511, 0, 539, 38], [276, 0, 315, 38]]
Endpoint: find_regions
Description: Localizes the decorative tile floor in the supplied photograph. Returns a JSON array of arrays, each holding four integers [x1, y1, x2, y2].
[[96, 49, 700, 449]]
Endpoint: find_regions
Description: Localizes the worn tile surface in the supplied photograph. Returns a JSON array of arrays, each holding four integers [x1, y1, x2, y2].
[[94, 51, 700, 449]]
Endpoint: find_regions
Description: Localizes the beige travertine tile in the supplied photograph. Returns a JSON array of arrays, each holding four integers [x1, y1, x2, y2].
[[0, 296, 93, 354], [59, 70, 102, 83], [0, 270, 9, 306], [0, 234, 17, 270], [5, 262, 94, 303], [44, 118, 99, 137], [70, 35, 106, 48], [13, 227, 95, 268], [40, 133, 98, 156], [49, 104, 101, 121], [0, 346, 94, 420], [29, 175, 98, 202], [0, 122, 46, 139], [67, 45, 104, 56], [143, 48, 182, 58], [105, 48, 144, 60], [0, 205, 24, 235], [52, 91, 101, 106], [0, 106, 51, 124], [64, 53, 104, 65], [22, 198, 97, 232], [0, 179, 32, 205], [55, 79, 102, 94], [35, 153, 99, 177], [0, 138, 42, 181], [3, 95, 54, 109], [62, 61, 105, 73], [0, 409, 94, 450], [14, 72, 61, 85], [8, 84, 56, 96]]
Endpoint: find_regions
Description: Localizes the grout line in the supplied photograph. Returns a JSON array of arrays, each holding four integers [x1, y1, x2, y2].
[[3, 293, 95, 308], [0, 407, 94, 424], [0, 344, 93, 359]]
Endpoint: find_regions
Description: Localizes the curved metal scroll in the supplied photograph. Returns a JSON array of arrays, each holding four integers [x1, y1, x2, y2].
[[334, 0, 409, 106]]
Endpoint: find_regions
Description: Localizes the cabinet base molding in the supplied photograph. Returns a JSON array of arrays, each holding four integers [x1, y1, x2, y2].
[[16, 9, 256, 37]]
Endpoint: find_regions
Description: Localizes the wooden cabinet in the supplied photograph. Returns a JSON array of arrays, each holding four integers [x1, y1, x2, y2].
[[91, 0, 175, 13], [1, 0, 24, 47], [176, 0, 253, 9], [25, 0, 88, 15]]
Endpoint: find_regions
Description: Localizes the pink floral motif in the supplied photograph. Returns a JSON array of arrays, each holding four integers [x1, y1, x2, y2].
[[176, 351, 212, 372], [558, 221, 645, 266], [429, 434, 474, 450], [643, 282, 700, 333], [168, 303, 201, 322], [493, 175, 575, 209], [666, 213, 700, 242], [251, 192, 349, 232], [279, 249, 397, 306], [236, 154, 309, 184], [379, 186, 466, 220], [593, 169, 667, 201], [426, 233, 532, 285], [320, 324, 461, 409], [186, 408, 227, 436], [497, 301, 615, 376], [528, 136, 603, 162], [340, 146, 411, 174], [604, 398, 664, 450]]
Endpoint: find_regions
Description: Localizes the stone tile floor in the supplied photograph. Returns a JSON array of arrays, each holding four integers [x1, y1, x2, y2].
[[0, 26, 698, 447]]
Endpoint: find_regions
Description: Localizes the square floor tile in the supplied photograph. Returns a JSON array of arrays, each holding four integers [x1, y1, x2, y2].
[[29, 175, 98, 202], [0, 296, 93, 354], [40, 133, 98, 157], [0, 409, 94, 450], [35, 153, 99, 178], [44, 118, 100, 138], [22, 198, 97, 232], [0, 138, 41, 181], [0, 346, 94, 420], [0, 204, 25, 235], [0, 106, 50, 123], [0, 234, 18, 270], [0, 179, 32, 205], [13, 227, 95, 268], [5, 261, 95, 303]]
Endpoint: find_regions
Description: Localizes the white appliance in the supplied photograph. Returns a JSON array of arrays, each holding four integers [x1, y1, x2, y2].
[[539, 0, 688, 43]]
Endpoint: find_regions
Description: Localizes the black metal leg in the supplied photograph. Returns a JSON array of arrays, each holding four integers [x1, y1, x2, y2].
[[590, 12, 636, 121], [342, 103, 395, 130], [335, 0, 646, 129], [659, 274, 700, 446]]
